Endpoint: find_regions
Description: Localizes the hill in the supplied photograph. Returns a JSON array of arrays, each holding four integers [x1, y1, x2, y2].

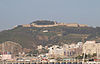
[[0, 20, 100, 50]]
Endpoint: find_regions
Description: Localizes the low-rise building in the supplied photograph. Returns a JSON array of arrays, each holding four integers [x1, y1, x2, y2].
[[83, 41, 100, 56], [48, 43, 83, 58], [48, 45, 64, 58], [37, 45, 43, 50], [1, 54, 12, 60]]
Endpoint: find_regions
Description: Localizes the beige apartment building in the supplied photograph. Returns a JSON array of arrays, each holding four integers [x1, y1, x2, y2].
[[83, 41, 100, 56]]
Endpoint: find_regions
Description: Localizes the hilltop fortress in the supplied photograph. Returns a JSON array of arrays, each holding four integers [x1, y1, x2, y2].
[[17, 20, 88, 28]]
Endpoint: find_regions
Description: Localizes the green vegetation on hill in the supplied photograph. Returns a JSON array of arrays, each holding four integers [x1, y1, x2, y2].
[[0, 20, 100, 50], [31, 20, 56, 25]]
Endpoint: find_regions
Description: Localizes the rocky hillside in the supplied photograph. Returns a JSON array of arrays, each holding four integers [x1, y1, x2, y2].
[[0, 20, 100, 50]]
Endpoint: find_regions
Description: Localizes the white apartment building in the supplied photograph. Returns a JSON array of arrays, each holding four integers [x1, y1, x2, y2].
[[48, 45, 64, 58], [48, 43, 83, 58], [83, 41, 100, 55]]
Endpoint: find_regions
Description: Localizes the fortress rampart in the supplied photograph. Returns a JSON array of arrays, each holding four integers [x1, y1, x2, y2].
[[22, 23, 88, 28]]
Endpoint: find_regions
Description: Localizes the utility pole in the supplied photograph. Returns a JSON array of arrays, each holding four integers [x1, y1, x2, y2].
[[83, 46, 86, 63], [82, 35, 87, 63]]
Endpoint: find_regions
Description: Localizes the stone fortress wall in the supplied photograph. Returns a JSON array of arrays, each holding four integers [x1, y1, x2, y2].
[[22, 22, 88, 28]]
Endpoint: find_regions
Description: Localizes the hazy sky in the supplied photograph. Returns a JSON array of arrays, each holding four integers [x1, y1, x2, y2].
[[0, 0, 100, 30]]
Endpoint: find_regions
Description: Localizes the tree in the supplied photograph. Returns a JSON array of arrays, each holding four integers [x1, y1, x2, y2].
[[77, 55, 83, 59], [87, 54, 92, 58], [93, 53, 97, 57]]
